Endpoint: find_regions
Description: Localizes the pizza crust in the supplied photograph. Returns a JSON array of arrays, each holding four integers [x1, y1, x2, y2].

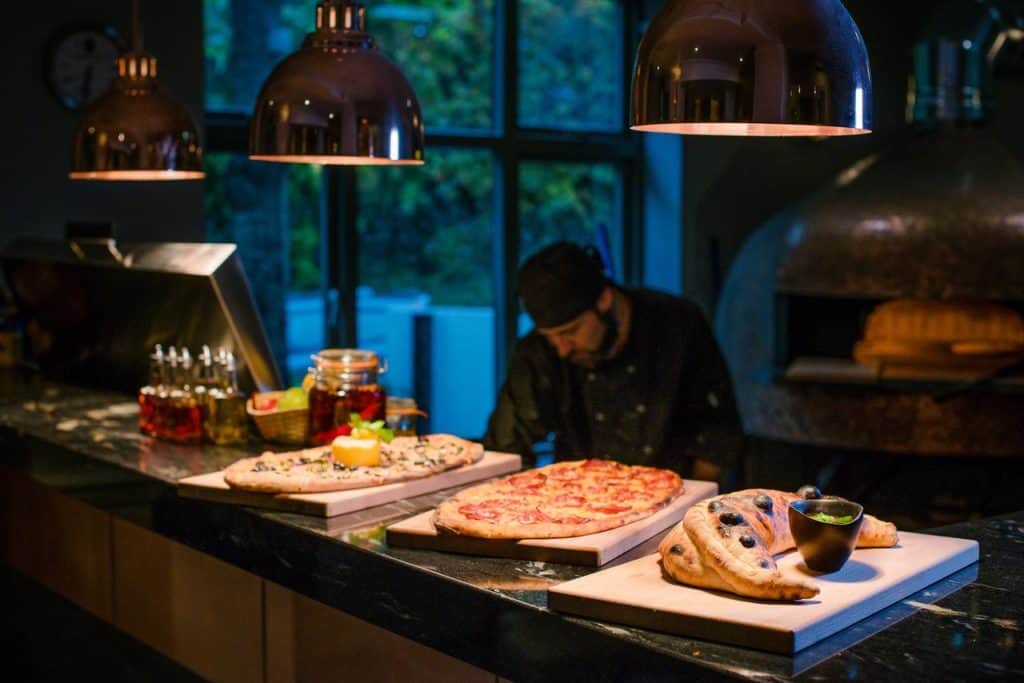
[[658, 488, 899, 601]]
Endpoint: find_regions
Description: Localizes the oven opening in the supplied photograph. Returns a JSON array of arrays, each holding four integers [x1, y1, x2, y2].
[[779, 294, 1024, 393]]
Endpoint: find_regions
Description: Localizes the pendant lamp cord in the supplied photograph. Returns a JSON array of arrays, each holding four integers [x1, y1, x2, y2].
[[132, 0, 142, 53]]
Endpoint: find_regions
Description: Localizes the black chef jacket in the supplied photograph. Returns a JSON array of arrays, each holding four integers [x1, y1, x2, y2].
[[483, 288, 743, 477]]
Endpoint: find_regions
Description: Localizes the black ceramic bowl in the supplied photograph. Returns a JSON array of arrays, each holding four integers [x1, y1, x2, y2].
[[788, 499, 865, 573]]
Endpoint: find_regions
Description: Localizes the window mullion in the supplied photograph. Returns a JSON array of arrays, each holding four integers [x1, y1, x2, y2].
[[493, 0, 519, 387], [325, 166, 358, 348], [623, 0, 645, 287]]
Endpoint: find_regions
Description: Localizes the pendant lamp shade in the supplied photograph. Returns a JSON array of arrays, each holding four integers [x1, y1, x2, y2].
[[70, 0, 203, 181], [631, 0, 872, 136], [249, 1, 424, 165], [70, 52, 204, 180]]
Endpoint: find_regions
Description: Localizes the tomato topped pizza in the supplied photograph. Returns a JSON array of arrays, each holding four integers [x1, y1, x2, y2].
[[223, 434, 483, 494], [434, 459, 684, 539]]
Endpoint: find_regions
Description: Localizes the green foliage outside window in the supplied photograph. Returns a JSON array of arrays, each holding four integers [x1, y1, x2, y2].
[[519, 0, 621, 131], [204, 154, 323, 293], [205, 0, 309, 112], [519, 161, 619, 266], [357, 149, 493, 306], [368, 0, 495, 131]]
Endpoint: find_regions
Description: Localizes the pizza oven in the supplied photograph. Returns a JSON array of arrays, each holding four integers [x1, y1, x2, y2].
[[718, 128, 1024, 458], [716, 15, 1024, 460]]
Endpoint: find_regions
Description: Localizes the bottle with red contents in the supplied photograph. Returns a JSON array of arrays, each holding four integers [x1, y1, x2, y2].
[[138, 344, 164, 436], [153, 346, 178, 439], [164, 346, 203, 444], [307, 348, 387, 445]]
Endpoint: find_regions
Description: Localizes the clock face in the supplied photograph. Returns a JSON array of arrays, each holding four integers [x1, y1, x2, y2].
[[46, 27, 123, 111]]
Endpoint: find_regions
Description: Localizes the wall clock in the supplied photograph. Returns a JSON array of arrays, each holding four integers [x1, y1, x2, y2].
[[45, 25, 124, 111]]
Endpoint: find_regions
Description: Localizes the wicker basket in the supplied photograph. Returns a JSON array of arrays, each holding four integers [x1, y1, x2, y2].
[[247, 391, 309, 446]]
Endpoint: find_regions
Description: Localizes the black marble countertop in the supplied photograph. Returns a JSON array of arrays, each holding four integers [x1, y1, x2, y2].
[[0, 371, 1020, 681]]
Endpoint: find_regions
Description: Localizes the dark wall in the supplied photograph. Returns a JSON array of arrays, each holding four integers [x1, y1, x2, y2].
[[682, 0, 935, 314], [0, 1, 204, 245]]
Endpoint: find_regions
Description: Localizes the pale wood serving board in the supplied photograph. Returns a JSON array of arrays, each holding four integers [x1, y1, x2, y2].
[[177, 451, 522, 517], [386, 480, 718, 566], [548, 531, 979, 653]]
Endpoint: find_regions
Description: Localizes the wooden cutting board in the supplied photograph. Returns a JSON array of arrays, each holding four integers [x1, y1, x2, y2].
[[386, 480, 718, 566], [548, 531, 979, 653], [177, 451, 522, 517]]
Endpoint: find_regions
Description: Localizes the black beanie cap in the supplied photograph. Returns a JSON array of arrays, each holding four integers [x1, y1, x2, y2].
[[517, 242, 608, 329]]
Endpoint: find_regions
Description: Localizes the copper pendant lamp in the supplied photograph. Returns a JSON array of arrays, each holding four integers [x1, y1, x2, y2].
[[69, 0, 204, 180], [249, 0, 424, 165], [631, 0, 872, 136]]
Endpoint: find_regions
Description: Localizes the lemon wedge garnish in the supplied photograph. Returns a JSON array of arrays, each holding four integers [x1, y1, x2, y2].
[[330, 435, 381, 467]]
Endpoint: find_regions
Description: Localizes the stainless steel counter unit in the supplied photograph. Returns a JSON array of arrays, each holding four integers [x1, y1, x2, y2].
[[1, 237, 281, 394]]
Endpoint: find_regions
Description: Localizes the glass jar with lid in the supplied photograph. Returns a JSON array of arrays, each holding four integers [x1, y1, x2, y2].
[[307, 348, 387, 445], [386, 396, 425, 436]]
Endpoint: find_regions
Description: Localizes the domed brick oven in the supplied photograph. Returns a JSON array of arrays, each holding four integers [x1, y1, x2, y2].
[[718, 130, 1024, 458]]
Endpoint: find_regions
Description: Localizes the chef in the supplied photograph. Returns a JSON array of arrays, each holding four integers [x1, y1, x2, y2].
[[483, 242, 744, 483]]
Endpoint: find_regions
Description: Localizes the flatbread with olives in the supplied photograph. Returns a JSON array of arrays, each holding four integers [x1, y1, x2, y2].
[[658, 488, 899, 601], [223, 434, 483, 493]]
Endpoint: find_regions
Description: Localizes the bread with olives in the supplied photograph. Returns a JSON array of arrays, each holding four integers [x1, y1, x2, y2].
[[658, 487, 899, 601]]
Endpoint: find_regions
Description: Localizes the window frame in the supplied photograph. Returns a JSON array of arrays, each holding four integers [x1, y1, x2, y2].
[[204, 0, 647, 390]]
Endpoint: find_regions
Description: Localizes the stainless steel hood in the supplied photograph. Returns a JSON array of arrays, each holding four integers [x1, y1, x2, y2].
[[1, 237, 282, 395]]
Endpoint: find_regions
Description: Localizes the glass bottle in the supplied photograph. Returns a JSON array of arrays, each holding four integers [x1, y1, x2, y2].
[[195, 345, 217, 437], [307, 348, 388, 445], [206, 351, 248, 446], [154, 346, 176, 439], [166, 346, 202, 444], [138, 344, 164, 436]]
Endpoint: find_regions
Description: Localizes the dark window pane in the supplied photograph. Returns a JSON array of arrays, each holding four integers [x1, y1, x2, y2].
[[204, 152, 325, 385], [356, 149, 494, 437], [368, 1, 495, 132], [518, 0, 622, 131], [518, 161, 621, 334], [204, 0, 311, 113]]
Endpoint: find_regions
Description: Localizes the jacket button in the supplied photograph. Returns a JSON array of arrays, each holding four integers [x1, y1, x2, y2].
[[626, 364, 636, 374], [635, 403, 646, 414], [587, 372, 597, 382], [595, 412, 605, 422], [643, 445, 654, 455]]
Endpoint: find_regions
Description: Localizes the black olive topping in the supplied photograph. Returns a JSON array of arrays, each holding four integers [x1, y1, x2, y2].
[[797, 484, 822, 500], [753, 494, 773, 512], [759, 559, 772, 569], [719, 511, 744, 526], [739, 535, 756, 548], [708, 500, 723, 513], [669, 544, 684, 555]]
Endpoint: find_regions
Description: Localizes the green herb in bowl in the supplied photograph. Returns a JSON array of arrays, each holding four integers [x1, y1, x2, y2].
[[808, 511, 856, 525]]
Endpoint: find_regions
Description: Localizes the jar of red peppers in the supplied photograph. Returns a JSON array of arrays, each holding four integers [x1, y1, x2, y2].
[[307, 348, 387, 445]]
